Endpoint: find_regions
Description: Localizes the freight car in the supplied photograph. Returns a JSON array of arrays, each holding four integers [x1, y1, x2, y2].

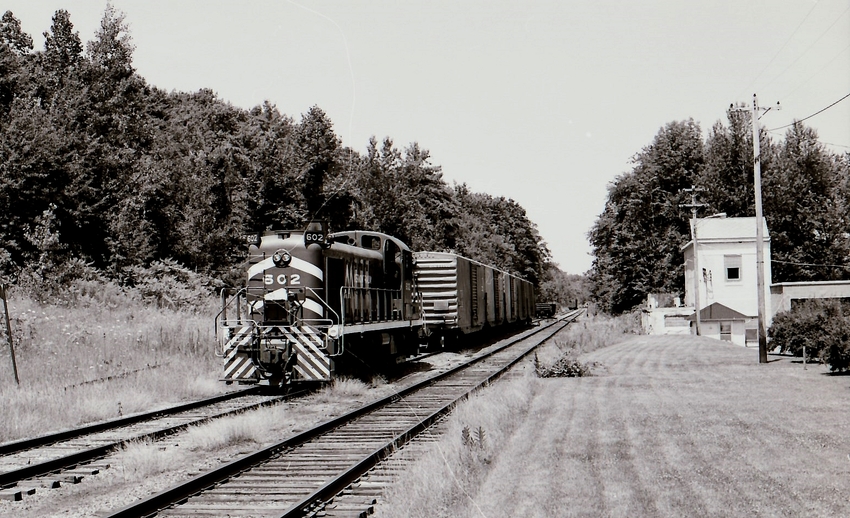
[[414, 251, 535, 346], [216, 224, 535, 386], [535, 302, 558, 318]]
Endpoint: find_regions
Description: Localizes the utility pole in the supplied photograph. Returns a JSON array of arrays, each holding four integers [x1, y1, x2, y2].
[[1, 284, 19, 385], [732, 95, 780, 364], [681, 187, 705, 335]]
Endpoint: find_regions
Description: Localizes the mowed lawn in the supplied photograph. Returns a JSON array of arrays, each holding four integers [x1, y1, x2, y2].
[[472, 335, 850, 518]]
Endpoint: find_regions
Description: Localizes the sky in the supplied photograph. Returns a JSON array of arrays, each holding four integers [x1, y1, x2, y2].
[[5, 0, 850, 274]]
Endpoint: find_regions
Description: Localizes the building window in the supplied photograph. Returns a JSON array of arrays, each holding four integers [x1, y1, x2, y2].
[[725, 255, 742, 281]]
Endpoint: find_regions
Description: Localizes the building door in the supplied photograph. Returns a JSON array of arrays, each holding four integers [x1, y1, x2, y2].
[[720, 321, 732, 342]]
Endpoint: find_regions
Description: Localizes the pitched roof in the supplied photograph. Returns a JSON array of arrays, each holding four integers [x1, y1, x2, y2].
[[687, 302, 750, 322]]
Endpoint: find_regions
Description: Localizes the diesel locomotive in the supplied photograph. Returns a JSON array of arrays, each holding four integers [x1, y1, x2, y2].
[[216, 223, 534, 386]]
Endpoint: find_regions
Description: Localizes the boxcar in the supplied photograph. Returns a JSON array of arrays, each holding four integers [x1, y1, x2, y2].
[[413, 251, 534, 342]]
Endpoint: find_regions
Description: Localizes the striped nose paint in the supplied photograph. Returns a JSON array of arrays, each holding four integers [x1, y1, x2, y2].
[[248, 255, 326, 319]]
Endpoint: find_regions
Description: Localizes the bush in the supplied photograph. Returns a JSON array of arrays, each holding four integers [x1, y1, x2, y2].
[[123, 259, 223, 311], [769, 300, 850, 371], [534, 353, 598, 377]]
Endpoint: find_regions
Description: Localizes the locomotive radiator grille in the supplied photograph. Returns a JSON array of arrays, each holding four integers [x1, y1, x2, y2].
[[223, 326, 259, 381]]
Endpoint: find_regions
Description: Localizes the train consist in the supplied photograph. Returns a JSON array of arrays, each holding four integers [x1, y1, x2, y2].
[[216, 223, 535, 386]]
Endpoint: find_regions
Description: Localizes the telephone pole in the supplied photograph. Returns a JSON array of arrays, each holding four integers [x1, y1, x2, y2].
[[733, 94, 780, 364], [681, 187, 705, 335]]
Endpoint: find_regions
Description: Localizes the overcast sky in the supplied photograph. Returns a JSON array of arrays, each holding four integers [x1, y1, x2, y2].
[[5, 0, 850, 274]]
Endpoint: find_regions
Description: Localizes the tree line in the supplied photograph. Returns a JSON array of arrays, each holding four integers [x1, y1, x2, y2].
[[0, 8, 571, 301], [590, 110, 850, 314]]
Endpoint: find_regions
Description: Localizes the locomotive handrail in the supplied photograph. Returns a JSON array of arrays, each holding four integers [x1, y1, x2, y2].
[[304, 286, 340, 328], [336, 286, 400, 358], [339, 286, 405, 323], [301, 287, 342, 355], [215, 287, 251, 356]]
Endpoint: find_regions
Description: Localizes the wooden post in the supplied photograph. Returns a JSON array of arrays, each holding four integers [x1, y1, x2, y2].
[[751, 94, 769, 364], [0, 284, 20, 385], [681, 187, 705, 335]]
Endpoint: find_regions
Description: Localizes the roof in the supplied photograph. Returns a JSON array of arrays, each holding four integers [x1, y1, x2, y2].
[[682, 216, 770, 251], [697, 217, 769, 240], [687, 302, 750, 322]]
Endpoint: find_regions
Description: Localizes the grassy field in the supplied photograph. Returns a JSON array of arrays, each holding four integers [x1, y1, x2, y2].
[[0, 286, 222, 443], [377, 332, 850, 517]]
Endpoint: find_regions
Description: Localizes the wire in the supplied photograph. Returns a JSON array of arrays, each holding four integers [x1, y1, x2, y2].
[[780, 42, 850, 100], [820, 141, 850, 150], [735, 1, 820, 100], [773, 259, 850, 270], [757, 4, 850, 95], [286, 0, 359, 233], [767, 91, 850, 131]]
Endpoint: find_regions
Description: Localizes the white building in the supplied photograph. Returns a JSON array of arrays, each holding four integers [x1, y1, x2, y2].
[[682, 216, 772, 343]]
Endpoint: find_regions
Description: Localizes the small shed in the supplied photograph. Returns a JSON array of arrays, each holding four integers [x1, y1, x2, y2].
[[688, 302, 749, 345]]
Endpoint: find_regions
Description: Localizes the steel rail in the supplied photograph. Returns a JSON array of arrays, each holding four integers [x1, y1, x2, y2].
[[105, 310, 581, 518], [282, 314, 578, 517], [0, 387, 260, 457], [0, 387, 313, 489]]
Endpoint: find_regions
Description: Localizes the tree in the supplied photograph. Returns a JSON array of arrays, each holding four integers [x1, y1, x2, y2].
[[355, 137, 457, 251], [699, 106, 754, 218], [241, 101, 298, 232], [537, 264, 590, 308], [0, 7, 552, 292], [763, 123, 850, 282], [0, 11, 33, 54], [589, 119, 704, 313], [293, 105, 340, 223], [452, 186, 549, 285], [0, 102, 71, 270], [39, 9, 83, 103], [0, 11, 32, 115], [769, 300, 850, 371]]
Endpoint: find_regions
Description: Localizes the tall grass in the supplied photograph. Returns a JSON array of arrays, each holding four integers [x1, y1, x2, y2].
[[0, 281, 222, 443], [377, 376, 538, 518], [554, 310, 641, 354], [375, 311, 639, 517], [533, 311, 640, 372]]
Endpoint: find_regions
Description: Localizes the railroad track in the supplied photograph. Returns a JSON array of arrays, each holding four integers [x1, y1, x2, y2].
[[106, 310, 582, 518], [0, 387, 305, 498]]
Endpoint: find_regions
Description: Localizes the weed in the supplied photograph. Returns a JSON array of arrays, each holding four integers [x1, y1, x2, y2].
[[0, 283, 221, 443], [115, 439, 177, 480], [377, 378, 535, 517], [535, 355, 599, 377]]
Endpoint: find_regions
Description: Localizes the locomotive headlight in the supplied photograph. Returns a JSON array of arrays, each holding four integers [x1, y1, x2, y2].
[[272, 249, 292, 267]]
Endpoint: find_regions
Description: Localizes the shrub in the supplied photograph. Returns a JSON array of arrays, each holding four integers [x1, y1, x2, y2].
[[534, 352, 598, 377], [123, 259, 222, 311], [769, 300, 850, 371]]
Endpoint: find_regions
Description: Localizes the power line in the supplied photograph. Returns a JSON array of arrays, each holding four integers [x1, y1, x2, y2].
[[820, 141, 850, 150], [757, 4, 850, 94], [767, 91, 850, 131], [780, 41, 850, 100], [773, 259, 850, 270], [736, 1, 820, 100]]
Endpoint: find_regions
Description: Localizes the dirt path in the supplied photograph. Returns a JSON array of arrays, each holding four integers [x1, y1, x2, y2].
[[470, 335, 850, 518]]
